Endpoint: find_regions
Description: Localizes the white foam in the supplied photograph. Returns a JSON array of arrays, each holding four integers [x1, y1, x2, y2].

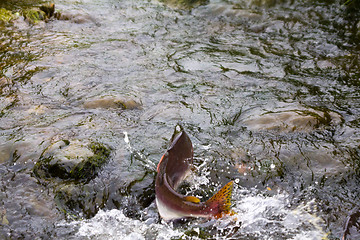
[[233, 192, 328, 239], [73, 209, 181, 240]]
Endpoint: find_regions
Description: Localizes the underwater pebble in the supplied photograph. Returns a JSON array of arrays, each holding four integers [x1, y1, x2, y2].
[[27, 105, 48, 115]]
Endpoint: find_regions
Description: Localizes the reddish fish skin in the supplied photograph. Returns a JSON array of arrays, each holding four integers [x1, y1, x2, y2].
[[160, 130, 193, 189], [155, 128, 233, 221]]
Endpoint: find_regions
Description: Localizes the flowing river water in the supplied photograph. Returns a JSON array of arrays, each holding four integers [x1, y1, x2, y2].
[[0, 0, 360, 239]]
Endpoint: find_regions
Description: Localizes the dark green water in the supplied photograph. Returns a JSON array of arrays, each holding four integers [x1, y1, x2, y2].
[[0, 0, 359, 239]]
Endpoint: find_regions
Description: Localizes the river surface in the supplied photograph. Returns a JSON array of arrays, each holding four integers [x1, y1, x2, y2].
[[0, 0, 360, 239]]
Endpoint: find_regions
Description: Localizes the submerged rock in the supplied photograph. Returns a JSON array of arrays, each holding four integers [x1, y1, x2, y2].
[[27, 105, 48, 115], [53, 170, 155, 219], [54, 10, 98, 25], [243, 108, 343, 133], [0, 208, 9, 225], [159, 0, 208, 9], [83, 97, 141, 110], [33, 140, 111, 183], [55, 184, 102, 218], [0, 144, 12, 164], [249, 0, 287, 7]]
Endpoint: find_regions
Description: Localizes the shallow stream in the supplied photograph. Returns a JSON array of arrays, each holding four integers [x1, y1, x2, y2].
[[0, 0, 360, 239]]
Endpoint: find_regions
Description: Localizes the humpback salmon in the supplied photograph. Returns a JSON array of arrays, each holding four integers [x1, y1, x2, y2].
[[155, 126, 234, 221]]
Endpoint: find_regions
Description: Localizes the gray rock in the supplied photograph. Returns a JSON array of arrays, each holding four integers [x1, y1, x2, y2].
[[33, 140, 111, 183]]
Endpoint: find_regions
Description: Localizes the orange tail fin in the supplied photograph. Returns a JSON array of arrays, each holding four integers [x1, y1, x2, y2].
[[205, 181, 234, 218]]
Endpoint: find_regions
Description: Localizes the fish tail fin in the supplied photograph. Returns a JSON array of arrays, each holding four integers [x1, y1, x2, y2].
[[205, 181, 234, 219]]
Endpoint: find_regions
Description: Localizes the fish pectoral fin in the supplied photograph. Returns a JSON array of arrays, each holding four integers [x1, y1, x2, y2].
[[184, 196, 201, 203]]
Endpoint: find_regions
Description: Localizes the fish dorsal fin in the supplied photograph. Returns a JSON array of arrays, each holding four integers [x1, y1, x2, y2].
[[205, 181, 234, 218], [184, 196, 201, 203]]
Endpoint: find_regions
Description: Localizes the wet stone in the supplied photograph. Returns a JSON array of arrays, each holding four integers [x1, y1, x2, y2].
[[0, 208, 9, 225], [55, 184, 100, 218], [159, 0, 208, 9], [53, 171, 155, 219], [33, 140, 111, 183], [54, 11, 97, 24], [243, 108, 343, 133], [0, 144, 12, 164], [39, 3, 55, 18], [317, 60, 336, 69], [83, 97, 141, 110]]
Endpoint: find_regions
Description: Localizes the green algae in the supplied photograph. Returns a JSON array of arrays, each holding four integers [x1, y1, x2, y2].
[[22, 3, 54, 23], [23, 7, 45, 23], [69, 143, 111, 181], [0, 8, 16, 23], [0, 2, 55, 24]]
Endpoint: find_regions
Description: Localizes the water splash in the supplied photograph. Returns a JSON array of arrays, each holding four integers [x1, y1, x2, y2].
[[57, 209, 182, 240], [232, 190, 328, 239], [123, 131, 156, 171], [55, 188, 328, 239]]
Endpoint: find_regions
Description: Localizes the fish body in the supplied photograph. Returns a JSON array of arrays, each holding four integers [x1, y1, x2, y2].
[[155, 127, 233, 221]]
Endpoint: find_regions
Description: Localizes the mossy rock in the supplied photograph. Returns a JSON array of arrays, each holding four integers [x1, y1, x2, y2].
[[22, 8, 46, 23], [33, 140, 111, 183], [54, 184, 102, 219], [21, 3, 54, 24], [0, 8, 16, 23]]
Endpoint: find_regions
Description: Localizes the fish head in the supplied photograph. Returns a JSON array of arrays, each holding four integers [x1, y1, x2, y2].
[[165, 127, 193, 188]]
